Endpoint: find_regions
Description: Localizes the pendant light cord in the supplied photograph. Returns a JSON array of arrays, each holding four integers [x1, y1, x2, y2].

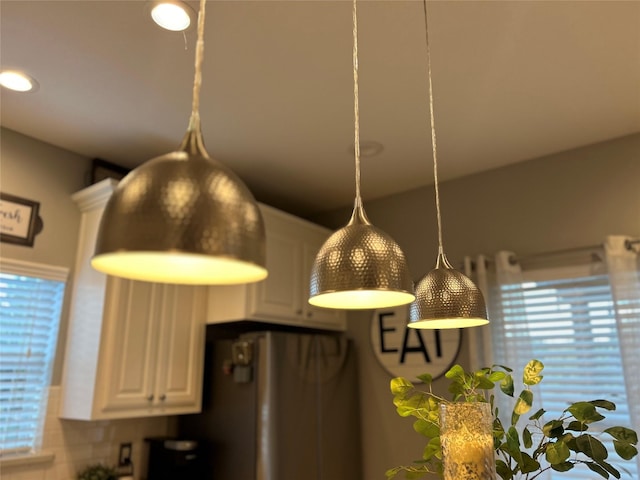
[[422, 0, 444, 256], [188, 0, 207, 132], [352, 0, 363, 209]]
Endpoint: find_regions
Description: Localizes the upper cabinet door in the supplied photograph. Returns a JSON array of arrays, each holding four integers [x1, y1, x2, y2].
[[154, 284, 206, 412], [249, 212, 304, 321], [96, 278, 160, 414]]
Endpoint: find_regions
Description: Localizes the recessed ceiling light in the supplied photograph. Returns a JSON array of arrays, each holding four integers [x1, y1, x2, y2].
[[150, 1, 195, 32], [0, 70, 39, 93]]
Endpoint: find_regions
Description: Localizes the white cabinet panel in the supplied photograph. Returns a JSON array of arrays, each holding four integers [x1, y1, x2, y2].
[[156, 284, 207, 410], [208, 204, 346, 331]]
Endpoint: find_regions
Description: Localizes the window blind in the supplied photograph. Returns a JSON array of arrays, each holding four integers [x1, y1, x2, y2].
[[492, 268, 637, 480], [0, 259, 67, 457]]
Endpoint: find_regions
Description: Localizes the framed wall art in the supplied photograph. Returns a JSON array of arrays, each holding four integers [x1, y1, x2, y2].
[[0, 193, 43, 247], [90, 158, 130, 184]]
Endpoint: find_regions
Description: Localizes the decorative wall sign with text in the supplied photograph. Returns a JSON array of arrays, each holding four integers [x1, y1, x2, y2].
[[0, 193, 43, 247], [370, 305, 462, 382]]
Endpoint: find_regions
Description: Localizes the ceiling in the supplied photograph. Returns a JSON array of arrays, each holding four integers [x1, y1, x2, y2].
[[2, 1, 639, 217]]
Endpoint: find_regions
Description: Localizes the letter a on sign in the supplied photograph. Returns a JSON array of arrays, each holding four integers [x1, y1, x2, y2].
[[370, 305, 461, 382]]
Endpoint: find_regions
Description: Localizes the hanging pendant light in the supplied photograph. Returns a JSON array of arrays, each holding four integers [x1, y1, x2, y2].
[[408, 0, 488, 329], [92, 0, 267, 285], [309, 0, 414, 310]]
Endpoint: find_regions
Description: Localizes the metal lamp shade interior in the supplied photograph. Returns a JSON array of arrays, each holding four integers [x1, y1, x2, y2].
[[409, 253, 488, 329], [91, 148, 267, 285], [309, 207, 414, 309]]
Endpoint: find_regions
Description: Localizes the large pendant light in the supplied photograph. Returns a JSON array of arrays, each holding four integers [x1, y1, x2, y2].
[[408, 0, 488, 329], [308, 0, 414, 310], [92, 0, 267, 285]]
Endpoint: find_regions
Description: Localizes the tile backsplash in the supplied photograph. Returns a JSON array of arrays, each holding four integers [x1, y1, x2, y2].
[[1, 387, 175, 480]]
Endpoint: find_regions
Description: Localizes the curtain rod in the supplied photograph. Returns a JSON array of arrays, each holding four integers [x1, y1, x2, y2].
[[467, 239, 639, 270], [509, 243, 603, 265], [508, 238, 639, 265]]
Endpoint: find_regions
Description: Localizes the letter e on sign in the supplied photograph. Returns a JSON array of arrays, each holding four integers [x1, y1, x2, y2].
[[370, 305, 461, 382]]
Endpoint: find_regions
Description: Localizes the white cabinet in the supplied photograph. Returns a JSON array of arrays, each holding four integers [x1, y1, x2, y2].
[[207, 205, 346, 331], [59, 179, 207, 420]]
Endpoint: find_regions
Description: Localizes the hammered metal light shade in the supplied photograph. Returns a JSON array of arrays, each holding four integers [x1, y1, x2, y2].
[[91, 129, 267, 285], [309, 204, 414, 309], [409, 252, 488, 329]]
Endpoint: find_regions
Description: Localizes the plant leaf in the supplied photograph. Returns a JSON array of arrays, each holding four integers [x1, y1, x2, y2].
[[422, 436, 441, 461], [489, 371, 507, 382], [586, 461, 609, 479], [566, 420, 588, 432], [529, 408, 545, 421], [513, 389, 534, 417], [523, 427, 533, 448], [590, 399, 616, 411], [447, 381, 465, 401], [444, 364, 465, 383], [522, 359, 544, 386], [613, 440, 638, 460], [545, 440, 570, 464], [500, 374, 514, 397], [416, 373, 433, 385], [495, 459, 513, 480], [519, 452, 540, 473], [543, 420, 565, 439], [504, 426, 523, 465], [605, 426, 638, 444], [413, 418, 439, 438], [475, 374, 495, 390], [550, 462, 574, 472], [567, 402, 605, 424], [576, 434, 608, 461], [390, 377, 414, 396], [596, 459, 621, 479]]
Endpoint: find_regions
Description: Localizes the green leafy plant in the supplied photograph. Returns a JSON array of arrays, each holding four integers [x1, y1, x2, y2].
[[76, 463, 119, 480], [388, 360, 638, 479]]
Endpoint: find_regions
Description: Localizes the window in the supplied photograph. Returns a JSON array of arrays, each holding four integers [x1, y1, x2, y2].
[[491, 263, 638, 479], [0, 259, 67, 457]]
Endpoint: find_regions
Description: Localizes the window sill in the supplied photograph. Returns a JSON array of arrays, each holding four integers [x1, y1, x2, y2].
[[0, 451, 55, 468]]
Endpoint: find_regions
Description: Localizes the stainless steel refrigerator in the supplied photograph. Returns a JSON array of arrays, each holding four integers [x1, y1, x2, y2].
[[177, 329, 362, 480]]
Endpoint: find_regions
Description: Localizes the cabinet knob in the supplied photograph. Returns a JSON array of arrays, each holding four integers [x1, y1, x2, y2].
[[159, 394, 167, 402], [147, 394, 154, 402], [296, 309, 303, 315], [307, 311, 313, 318]]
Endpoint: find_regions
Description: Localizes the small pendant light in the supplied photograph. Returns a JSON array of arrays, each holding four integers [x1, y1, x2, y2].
[[92, 0, 267, 285], [408, 0, 488, 329], [309, 0, 414, 310]]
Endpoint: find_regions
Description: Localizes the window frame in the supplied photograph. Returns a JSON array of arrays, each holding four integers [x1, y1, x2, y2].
[[489, 261, 637, 480], [0, 257, 68, 461]]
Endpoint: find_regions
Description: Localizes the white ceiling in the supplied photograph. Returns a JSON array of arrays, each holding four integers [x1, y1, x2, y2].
[[2, 0, 639, 217]]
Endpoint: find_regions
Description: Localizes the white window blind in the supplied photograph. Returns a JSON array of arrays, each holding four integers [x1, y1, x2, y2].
[[0, 259, 67, 457], [492, 265, 638, 480]]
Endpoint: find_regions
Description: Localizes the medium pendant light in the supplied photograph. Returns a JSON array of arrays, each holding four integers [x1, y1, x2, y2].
[[92, 0, 267, 285], [408, 0, 488, 329], [308, 0, 414, 310]]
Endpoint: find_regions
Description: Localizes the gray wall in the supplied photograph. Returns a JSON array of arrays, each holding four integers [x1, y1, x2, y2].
[[311, 133, 640, 479], [2, 127, 639, 478], [1, 127, 91, 384]]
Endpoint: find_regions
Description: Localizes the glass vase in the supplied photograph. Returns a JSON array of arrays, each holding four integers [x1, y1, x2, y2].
[[439, 402, 497, 480]]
